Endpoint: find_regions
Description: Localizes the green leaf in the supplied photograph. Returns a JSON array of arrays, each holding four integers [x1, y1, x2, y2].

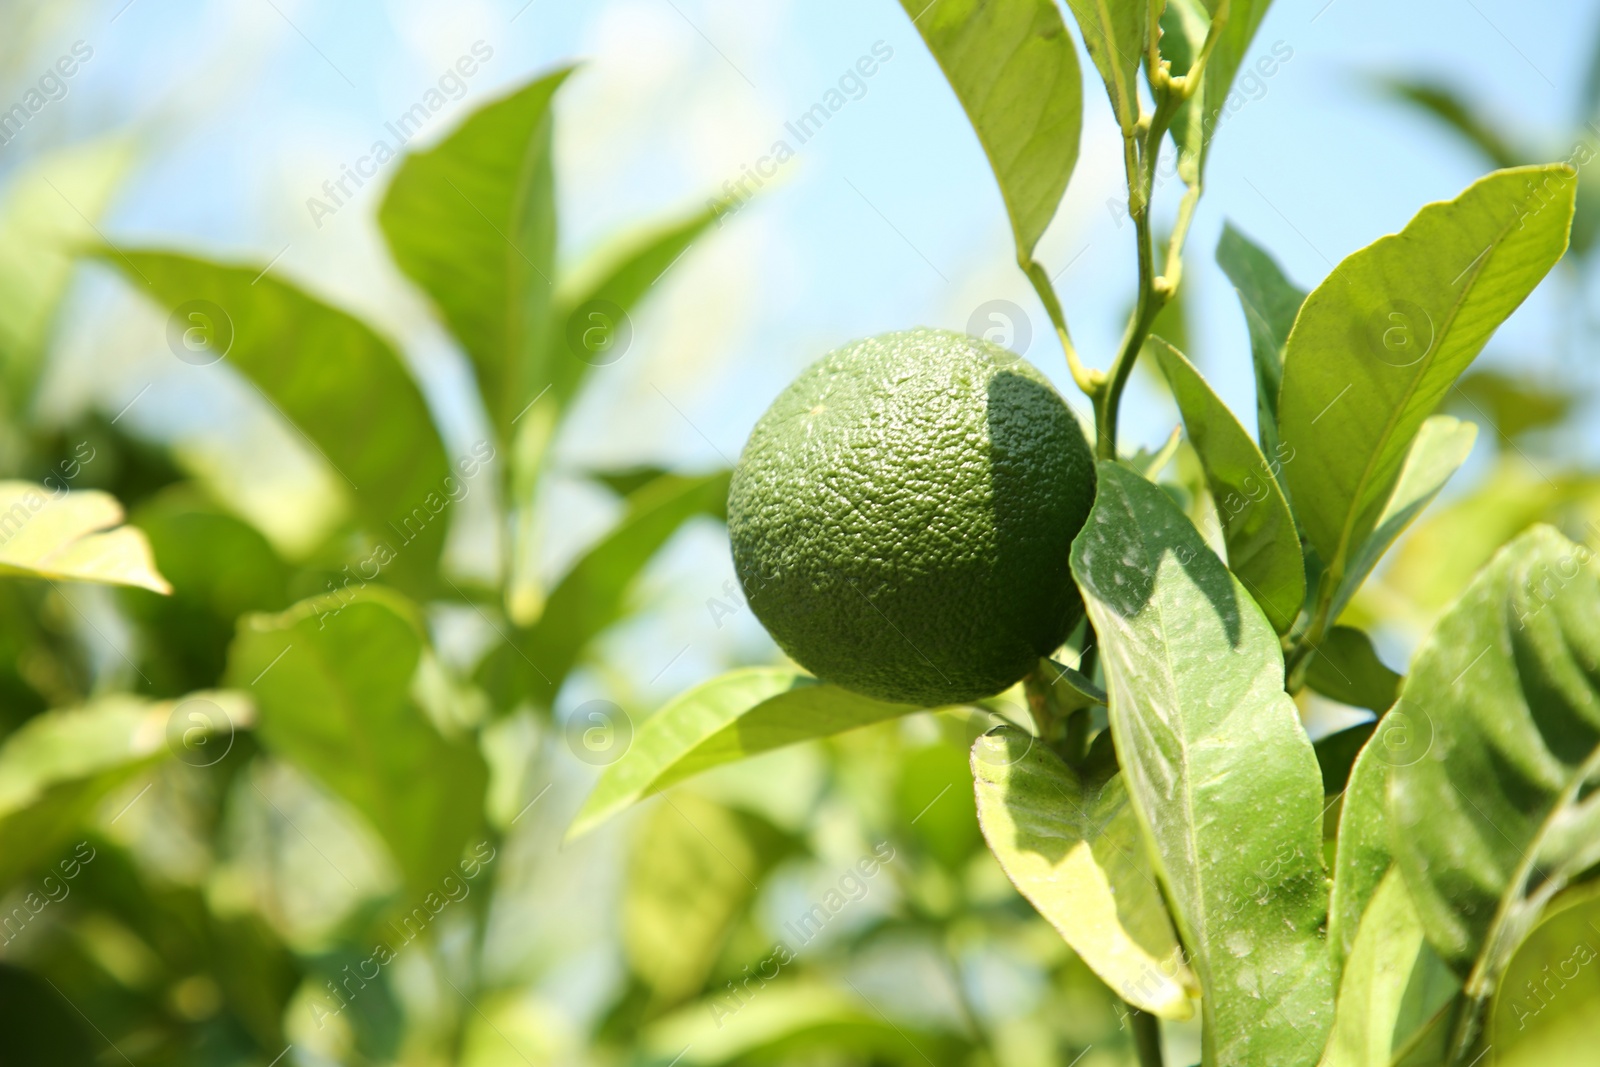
[[226, 588, 488, 901], [1215, 223, 1306, 459], [972, 726, 1196, 1018], [1388, 525, 1600, 1051], [1164, 0, 1282, 181], [547, 201, 725, 413], [642, 980, 973, 1066], [102, 252, 452, 593], [1318, 867, 1460, 1067], [486, 470, 731, 703], [1151, 338, 1304, 633], [0, 139, 131, 416], [1313, 721, 1374, 797], [624, 794, 766, 1002], [0, 481, 169, 593], [378, 68, 571, 440], [0, 691, 247, 892], [567, 667, 919, 841], [1376, 78, 1523, 171], [1039, 656, 1108, 711], [1488, 887, 1600, 1063], [1278, 166, 1575, 616], [1325, 415, 1478, 625], [1328, 725, 1406, 973], [1071, 462, 1334, 1064], [582, 465, 673, 498], [1062, 0, 1147, 132], [1449, 368, 1576, 441], [899, 0, 1082, 259], [1305, 626, 1400, 714]]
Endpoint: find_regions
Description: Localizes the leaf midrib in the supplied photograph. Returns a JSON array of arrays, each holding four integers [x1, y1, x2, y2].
[[1321, 202, 1521, 597]]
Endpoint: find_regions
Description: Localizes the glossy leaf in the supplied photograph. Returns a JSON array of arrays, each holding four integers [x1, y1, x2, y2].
[[1318, 867, 1459, 1067], [378, 68, 571, 439], [1278, 166, 1575, 611], [1326, 415, 1477, 625], [972, 726, 1196, 1018], [1215, 223, 1306, 459], [900, 0, 1082, 258], [567, 667, 918, 840], [0, 481, 169, 593], [0, 691, 247, 892], [0, 138, 130, 414], [1305, 626, 1400, 714], [1388, 525, 1600, 1051], [1328, 722, 1407, 973], [103, 252, 452, 592], [1071, 462, 1334, 1064], [1152, 338, 1304, 633], [1063, 0, 1147, 132], [486, 470, 731, 703], [226, 588, 488, 900], [1040, 656, 1108, 711]]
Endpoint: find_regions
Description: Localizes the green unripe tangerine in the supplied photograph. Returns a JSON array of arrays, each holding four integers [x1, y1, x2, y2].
[[728, 328, 1096, 707]]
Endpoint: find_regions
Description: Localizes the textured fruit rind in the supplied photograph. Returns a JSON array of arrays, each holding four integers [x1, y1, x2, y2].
[[728, 328, 1096, 706]]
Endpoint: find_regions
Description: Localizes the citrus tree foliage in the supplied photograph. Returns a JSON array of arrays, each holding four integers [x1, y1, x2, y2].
[[582, 3, 1600, 1066]]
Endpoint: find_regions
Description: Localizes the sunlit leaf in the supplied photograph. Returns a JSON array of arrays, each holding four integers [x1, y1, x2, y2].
[[1317, 867, 1459, 1067], [226, 588, 488, 901], [567, 667, 919, 841], [1328, 727, 1401, 974], [379, 68, 571, 440], [0, 481, 168, 593], [1163, 0, 1283, 181], [972, 726, 1196, 1018], [899, 0, 1082, 259], [624, 794, 765, 1002], [1488, 887, 1600, 1064], [1388, 525, 1600, 1054], [1152, 338, 1304, 633], [1062, 0, 1146, 132], [0, 691, 247, 892], [102, 252, 453, 594], [1278, 166, 1574, 620], [1071, 462, 1334, 1063], [1325, 415, 1477, 625], [0, 138, 131, 415], [643, 981, 972, 1066]]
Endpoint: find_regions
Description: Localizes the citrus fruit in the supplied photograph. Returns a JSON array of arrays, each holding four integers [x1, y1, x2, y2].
[[728, 328, 1096, 706]]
